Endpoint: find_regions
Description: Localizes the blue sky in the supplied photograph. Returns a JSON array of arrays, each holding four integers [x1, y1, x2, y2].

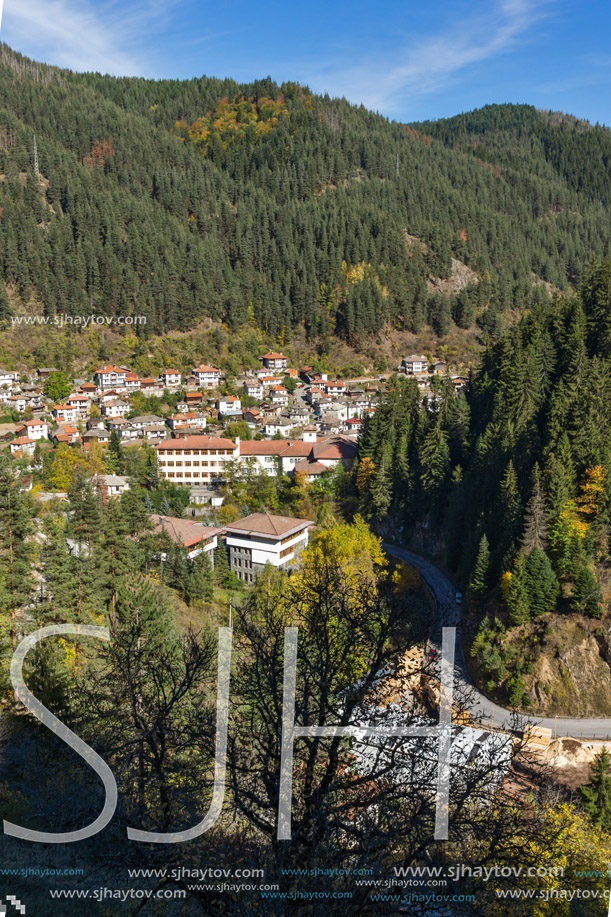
[[1, 0, 610, 125]]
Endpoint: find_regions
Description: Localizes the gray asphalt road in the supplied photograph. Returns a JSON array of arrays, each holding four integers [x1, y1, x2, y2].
[[384, 543, 611, 740]]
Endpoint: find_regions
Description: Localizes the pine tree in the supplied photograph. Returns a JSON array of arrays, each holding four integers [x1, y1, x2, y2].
[[505, 553, 531, 625], [106, 430, 126, 475], [521, 466, 549, 553], [185, 551, 214, 605], [419, 423, 450, 495], [214, 538, 231, 586], [469, 534, 490, 598], [573, 560, 602, 618], [523, 547, 559, 616], [580, 747, 611, 829]]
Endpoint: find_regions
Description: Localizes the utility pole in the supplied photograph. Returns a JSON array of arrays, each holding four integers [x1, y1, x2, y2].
[[396, 152, 399, 179], [33, 133, 40, 179]]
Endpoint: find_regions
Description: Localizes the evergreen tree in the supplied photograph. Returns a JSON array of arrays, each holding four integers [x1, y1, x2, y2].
[[523, 547, 559, 616], [214, 538, 231, 586], [505, 553, 531, 626], [572, 560, 602, 617], [106, 430, 126, 475], [469, 534, 490, 598], [580, 747, 611, 829], [521, 466, 549, 553]]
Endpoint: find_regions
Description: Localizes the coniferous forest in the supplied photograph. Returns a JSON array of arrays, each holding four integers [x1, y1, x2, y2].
[[1, 44, 611, 345]]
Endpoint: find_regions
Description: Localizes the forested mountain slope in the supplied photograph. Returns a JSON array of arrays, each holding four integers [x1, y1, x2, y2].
[[1, 45, 611, 344], [353, 260, 611, 709]]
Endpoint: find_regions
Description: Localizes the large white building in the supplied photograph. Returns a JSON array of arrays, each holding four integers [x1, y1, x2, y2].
[[156, 435, 238, 485], [222, 513, 313, 583]]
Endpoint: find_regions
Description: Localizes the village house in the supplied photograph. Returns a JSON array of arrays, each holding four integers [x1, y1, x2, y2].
[[51, 425, 81, 445], [6, 395, 27, 413], [222, 512, 313, 583], [124, 372, 141, 393], [258, 374, 284, 387], [216, 395, 242, 416], [324, 380, 346, 397], [82, 428, 111, 446], [243, 377, 264, 400], [185, 392, 203, 409], [52, 404, 79, 424], [36, 368, 59, 382], [95, 474, 130, 497], [0, 369, 19, 388], [10, 436, 36, 456], [269, 386, 289, 406], [260, 351, 288, 372], [67, 393, 90, 417], [168, 412, 206, 432], [149, 514, 218, 562], [16, 419, 48, 440], [262, 418, 293, 438], [94, 364, 128, 390], [243, 407, 262, 427], [86, 417, 107, 431], [97, 389, 124, 404], [279, 430, 357, 477], [401, 354, 429, 374], [160, 370, 182, 388], [193, 364, 221, 389], [101, 400, 129, 419]]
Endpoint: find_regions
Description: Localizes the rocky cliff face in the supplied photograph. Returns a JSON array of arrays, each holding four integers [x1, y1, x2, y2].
[[523, 617, 611, 717]]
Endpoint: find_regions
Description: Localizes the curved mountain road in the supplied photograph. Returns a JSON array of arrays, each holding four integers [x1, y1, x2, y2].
[[384, 543, 611, 740]]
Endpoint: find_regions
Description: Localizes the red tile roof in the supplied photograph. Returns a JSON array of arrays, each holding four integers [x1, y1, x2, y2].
[[150, 515, 218, 548], [239, 440, 291, 455], [156, 435, 237, 451]]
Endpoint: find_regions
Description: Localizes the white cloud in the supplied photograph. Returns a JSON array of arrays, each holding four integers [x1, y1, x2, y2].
[[0, 0, 173, 75], [304, 0, 556, 115]]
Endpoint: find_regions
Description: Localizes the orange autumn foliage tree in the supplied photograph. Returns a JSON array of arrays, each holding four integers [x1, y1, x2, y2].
[[577, 465, 606, 519], [175, 94, 296, 154]]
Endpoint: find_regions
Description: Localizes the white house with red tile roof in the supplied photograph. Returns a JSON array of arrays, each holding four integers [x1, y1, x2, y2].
[[168, 412, 206, 431], [17, 419, 48, 440], [269, 386, 288, 405], [216, 395, 242, 415], [52, 404, 79, 424], [193, 364, 221, 388], [124, 372, 141, 393], [10, 436, 36, 456], [260, 351, 288, 371], [160, 370, 182, 388], [324, 380, 346, 396], [94, 364, 128, 390], [67, 394, 90, 416], [150, 514, 218, 561]]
